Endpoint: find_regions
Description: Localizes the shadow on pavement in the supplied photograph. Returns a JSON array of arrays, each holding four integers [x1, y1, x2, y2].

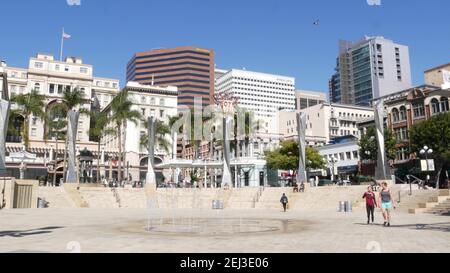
[[0, 226, 64, 238], [354, 222, 450, 232]]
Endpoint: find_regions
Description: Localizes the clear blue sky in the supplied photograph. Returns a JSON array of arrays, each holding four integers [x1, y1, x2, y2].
[[1, 0, 449, 93]]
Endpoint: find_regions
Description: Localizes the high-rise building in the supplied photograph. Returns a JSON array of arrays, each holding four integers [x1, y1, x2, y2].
[[126, 46, 215, 107], [329, 36, 412, 106], [215, 69, 296, 118], [215, 69, 296, 157]]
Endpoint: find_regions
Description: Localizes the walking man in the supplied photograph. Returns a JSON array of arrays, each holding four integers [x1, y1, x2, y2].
[[280, 193, 289, 212]]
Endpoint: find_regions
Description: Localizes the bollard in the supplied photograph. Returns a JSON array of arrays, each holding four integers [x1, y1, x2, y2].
[[347, 201, 353, 213]]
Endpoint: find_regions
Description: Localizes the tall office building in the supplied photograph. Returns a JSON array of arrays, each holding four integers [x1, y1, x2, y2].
[[126, 46, 215, 107], [329, 36, 412, 106], [215, 69, 296, 118]]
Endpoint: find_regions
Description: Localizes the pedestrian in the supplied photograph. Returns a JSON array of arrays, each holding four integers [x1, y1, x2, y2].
[[363, 186, 377, 224], [378, 182, 396, 227], [280, 193, 289, 212]]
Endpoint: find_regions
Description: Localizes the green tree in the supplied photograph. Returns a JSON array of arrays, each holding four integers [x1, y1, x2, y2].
[[89, 110, 116, 184], [10, 89, 46, 150], [409, 112, 450, 188], [265, 140, 326, 176], [140, 119, 172, 153], [359, 126, 397, 161], [110, 89, 142, 182]]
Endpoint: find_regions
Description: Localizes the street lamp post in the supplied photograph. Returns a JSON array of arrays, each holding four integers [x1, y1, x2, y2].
[[420, 146, 434, 188]]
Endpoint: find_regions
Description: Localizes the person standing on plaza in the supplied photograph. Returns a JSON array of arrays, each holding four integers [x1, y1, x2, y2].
[[280, 193, 289, 212], [378, 182, 396, 227], [363, 186, 377, 224]]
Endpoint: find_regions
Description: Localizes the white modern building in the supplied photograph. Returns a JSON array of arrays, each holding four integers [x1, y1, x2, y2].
[[2, 53, 120, 179], [216, 69, 296, 118], [316, 136, 361, 180], [216, 69, 296, 151], [102, 81, 178, 182], [279, 103, 374, 146], [330, 36, 412, 106]]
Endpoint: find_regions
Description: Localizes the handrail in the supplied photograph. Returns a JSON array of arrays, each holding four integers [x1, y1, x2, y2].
[[111, 187, 121, 208]]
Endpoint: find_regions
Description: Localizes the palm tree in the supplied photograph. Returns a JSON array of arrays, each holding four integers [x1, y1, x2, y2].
[[89, 110, 116, 184], [10, 89, 46, 150], [140, 119, 171, 154], [44, 108, 67, 185], [110, 89, 142, 183], [52, 87, 90, 183]]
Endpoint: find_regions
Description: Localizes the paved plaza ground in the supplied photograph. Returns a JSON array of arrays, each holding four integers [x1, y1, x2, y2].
[[0, 208, 449, 253]]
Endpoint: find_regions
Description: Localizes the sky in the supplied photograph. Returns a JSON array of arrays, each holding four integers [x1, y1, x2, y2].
[[0, 0, 449, 93]]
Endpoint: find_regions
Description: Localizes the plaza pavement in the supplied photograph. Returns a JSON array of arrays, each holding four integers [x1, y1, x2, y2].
[[0, 208, 449, 253]]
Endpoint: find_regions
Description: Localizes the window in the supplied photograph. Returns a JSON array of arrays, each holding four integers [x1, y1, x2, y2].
[[150, 98, 156, 105], [396, 147, 408, 161], [346, 152, 352, 160], [31, 128, 37, 137], [58, 85, 63, 94], [399, 106, 407, 121], [394, 127, 409, 141], [413, 103, 425, 118], [141, 96, 146, 104], [440, 97, 449, 112], [353, 151, 359, 160], [55, 64, 60, 71], [112, 83, 118, 88], [34, 62, 43, 69], [34, 83, 41, 91], [150, 109, 155, 117], [159, 99, 165, 106], [160, 110, 164, 118], [80, 67, 88, 74], [105, 82, 110, 88], [49, 84, 55, 94], [392, 108, 400, 122], [32, 117, 38, 126], [80, 88, 86, 96], [429, 98, 440, 115], [65, 66, 69, 72], [141, 108, 146, 116], [339, 153, 345, 161], [300, 98, 308, 110]]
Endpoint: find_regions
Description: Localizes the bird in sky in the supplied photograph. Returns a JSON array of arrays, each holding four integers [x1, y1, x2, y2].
[[313, 20, 320, 26]]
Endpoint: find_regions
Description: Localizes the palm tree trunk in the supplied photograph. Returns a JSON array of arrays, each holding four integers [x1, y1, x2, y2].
[[117, 124, 122, 183], [97, 140, 101, 184], [53, 138, 58, 186], [23, 117, 30, 151]]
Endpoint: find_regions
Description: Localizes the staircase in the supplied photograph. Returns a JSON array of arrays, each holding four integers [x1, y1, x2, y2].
[[255, 187, 298, 210], [408, 190, 449, 214], [78, 188, 119, 208], [425, 190, 450, 215], [37, 187, 76, 208], [156, 188, 222, 209], [117, 188, 147, 208], [226, 188, 259, 209]]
